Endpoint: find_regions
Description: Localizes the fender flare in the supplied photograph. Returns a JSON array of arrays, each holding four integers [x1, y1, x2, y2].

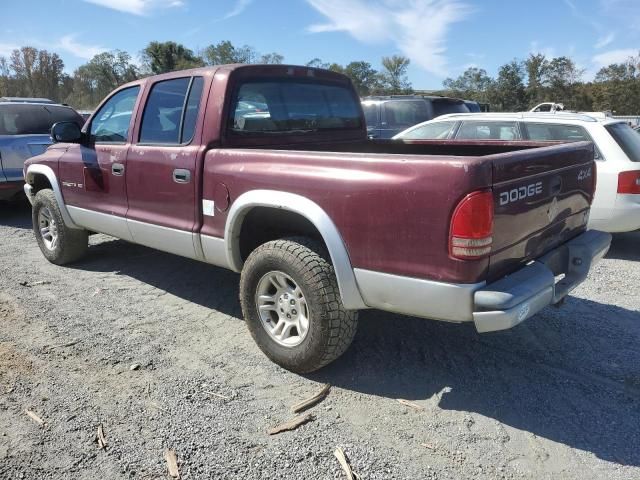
[[25, 164, 81, 229], [224, 190, 367, 310]]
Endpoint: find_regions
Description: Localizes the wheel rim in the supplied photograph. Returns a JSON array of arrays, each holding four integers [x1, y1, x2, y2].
[[255, 271, 310, 347], [38, 207, 58, 251]]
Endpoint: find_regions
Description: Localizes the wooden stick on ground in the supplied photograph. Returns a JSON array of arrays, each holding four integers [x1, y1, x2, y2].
[[396, 398, 425, 411], [267, 413, 314, 435], [334, 447, 359, 480], [96, 424, 107, 449], [291, 384, 331, 413], [25, 409, 45, 426], [164, 449, 180, 478]]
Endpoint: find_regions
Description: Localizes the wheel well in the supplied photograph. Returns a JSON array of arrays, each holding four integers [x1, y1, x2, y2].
[[30, 173, 52, 193], [238, 207, 325, 262]]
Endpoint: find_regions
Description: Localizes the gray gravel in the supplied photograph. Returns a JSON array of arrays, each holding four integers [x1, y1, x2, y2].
[[1, 202, 639, 479]]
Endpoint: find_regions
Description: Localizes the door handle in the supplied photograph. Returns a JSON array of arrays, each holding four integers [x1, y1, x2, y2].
[[112, 163, 124, 176], [173, 168, 191, 184]]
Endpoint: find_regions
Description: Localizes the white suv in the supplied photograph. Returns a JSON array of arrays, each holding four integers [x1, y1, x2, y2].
[[394, 112, 640, 233]]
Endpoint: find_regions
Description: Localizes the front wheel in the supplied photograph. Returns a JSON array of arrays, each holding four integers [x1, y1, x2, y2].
[[239, 238, 358, 373], [32, 189, 88, 265]]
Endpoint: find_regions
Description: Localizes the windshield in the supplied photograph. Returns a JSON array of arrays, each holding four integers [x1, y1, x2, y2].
[[606, 122, 640, 162], [431, 99, 470, 117], [0, 104, 83, 135], [229, 79, 362, 134]]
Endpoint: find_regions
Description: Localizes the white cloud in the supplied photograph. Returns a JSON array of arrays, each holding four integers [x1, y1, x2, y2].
[[0, 43, 20, 57], [594, 33, 615, 49], [83, 0, 184, 16], [592, 48, 638, 68], [224, 0, 253, 19], [58, 35, 108, 60], [306, 0, 470, 77]]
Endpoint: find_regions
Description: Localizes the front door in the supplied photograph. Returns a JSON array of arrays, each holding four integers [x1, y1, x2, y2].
[[125, 76, 205, 259], [58, 85, 141, 240]]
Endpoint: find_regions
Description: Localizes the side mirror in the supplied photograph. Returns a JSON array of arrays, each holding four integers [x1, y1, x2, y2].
[[51, 121, 82, 143]]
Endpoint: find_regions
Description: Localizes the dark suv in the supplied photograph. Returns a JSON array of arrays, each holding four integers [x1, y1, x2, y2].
[[361, 95, 471, 139]]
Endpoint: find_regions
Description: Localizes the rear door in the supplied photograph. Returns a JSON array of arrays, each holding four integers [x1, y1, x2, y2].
[[125, 76, 206, 259], [488, 142, 596, 281]]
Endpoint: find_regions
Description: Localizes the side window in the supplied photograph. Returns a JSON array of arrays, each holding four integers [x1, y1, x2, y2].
[[400, 121, 456, 140], [526, 123, 589, 141], [90, 86, 140, 143], [456, 121, 518, 140], [526, 122, 602, 160], [139, 77, 204, 145]]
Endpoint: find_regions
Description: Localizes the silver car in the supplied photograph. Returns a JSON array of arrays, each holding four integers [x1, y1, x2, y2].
[[0, 101, 84, 201]]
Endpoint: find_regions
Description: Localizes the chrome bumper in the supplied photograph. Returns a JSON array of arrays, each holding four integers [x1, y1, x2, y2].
[[354, 230, 611, 333], [472, 230, 611, 333]]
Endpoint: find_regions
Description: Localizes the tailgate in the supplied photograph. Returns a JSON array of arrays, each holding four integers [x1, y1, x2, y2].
[[488, 141, 595, 282]]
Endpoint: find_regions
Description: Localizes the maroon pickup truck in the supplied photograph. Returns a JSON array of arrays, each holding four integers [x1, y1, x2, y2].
[[23, 64, 611, 373]]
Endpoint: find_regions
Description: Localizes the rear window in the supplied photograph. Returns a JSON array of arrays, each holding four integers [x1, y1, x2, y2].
[[606, 122, 640, 162], [0, 104, 83, 135], [398, 121, 457, 140], [229, 79, 362, 134], [431, 99, 470, 118], [457, 121, 518, 140], [384, 101, 430, 128], [362, 103, 378, 127]]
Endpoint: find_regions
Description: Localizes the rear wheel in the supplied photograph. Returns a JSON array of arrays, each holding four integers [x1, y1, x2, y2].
[[240, 237, 358, 373], [32, 189, 88, 265]]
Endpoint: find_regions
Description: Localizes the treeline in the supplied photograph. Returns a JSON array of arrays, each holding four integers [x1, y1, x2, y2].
[[2, 41, 638, 114], [0, 40, 413, 110], [440, 53, 640, 115]]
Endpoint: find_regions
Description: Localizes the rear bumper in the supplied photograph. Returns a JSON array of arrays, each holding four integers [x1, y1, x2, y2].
[[589, 194, 640, 233], [354, 230, 611, 332]]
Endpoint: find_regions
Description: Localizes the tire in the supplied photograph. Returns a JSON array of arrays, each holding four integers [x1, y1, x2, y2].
[[32, 189, 88, 265], [240, 237, 358, 373]]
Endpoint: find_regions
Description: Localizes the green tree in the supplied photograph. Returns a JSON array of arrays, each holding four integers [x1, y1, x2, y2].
[[67, 50, 139, 109], [379, 55, 412, 94], [260, 52, 284, 64], [490, 60, 528, 111], [8, 46, 66, 100], [524, 53, 549, 105], [203, 40, 258, 65], [344, 61, 379, 96], [592, 52, 640, 114], [142, 41, 203, 75], [442, 67, 493, 102]]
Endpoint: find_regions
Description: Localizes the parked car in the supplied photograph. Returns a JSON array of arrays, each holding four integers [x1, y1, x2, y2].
[[361, 95, 471, 139], [0, 101, 84, 201], [23, 65, 609, 373], [464, 100, 481, 112], [394, 112, 640, 233], [530, 102, 565, 113]]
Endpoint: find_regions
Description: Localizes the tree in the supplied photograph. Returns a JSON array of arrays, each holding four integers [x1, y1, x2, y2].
[[379, 55, 412, 94], [67, 50, 139, 109], [344, 61, 379, 96], [142, 41, 203, 75], [592, 52, 640, 114], [442, 67, 493, 102], [260, 52, 284, 64], [524, 53, 549, 105], [202, 40, 258, 65], [7, 46, 66, 100], [490, 60, 528, 111]]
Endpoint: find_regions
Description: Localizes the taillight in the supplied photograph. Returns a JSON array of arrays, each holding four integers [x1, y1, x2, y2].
[[617, 171, 640, 194], [450, 190, 494, 259]]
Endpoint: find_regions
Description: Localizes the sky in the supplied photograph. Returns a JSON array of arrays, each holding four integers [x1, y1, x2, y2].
[[1, 0, 639, 89]]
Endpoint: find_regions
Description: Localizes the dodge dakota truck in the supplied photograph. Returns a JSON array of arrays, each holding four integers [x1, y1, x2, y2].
[[23, 64, 611, 373]]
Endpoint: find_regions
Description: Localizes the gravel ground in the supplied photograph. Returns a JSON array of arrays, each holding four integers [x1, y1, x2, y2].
[[0, 202, 639, 480]]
